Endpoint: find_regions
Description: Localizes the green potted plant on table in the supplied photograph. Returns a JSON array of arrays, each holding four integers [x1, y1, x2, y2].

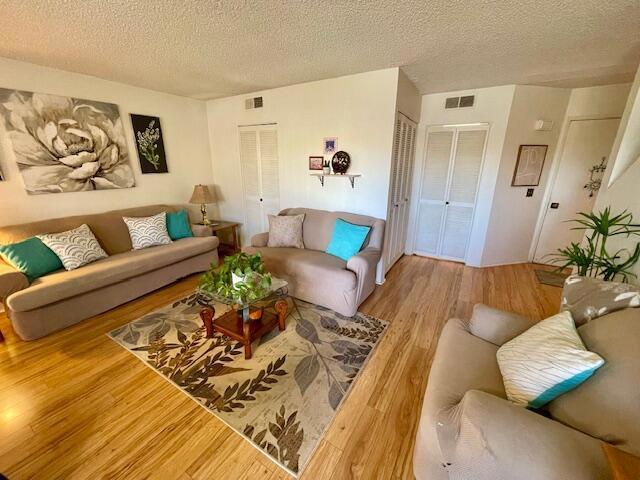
[[199, 252, 272, 307], [549, 207, 640, 282]]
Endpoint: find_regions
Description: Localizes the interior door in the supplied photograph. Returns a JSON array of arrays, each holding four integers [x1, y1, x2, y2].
[[385, 113, 417, 271], [239, 124, 280, 244], [413, 125, 487, 262], [533, 117, 620, 263]]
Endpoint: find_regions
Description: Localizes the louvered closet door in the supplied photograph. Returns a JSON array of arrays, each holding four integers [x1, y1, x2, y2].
[[239, 125, 280, 244], [414, 130, 454, 255], [385, 114, 417, 271], [414, 126, 487, 262], [440, 129, 486, 259]]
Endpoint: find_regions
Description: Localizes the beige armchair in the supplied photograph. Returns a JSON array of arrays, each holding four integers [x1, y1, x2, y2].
[[414, 298, 640, 480], [244, 208, 385, 316]]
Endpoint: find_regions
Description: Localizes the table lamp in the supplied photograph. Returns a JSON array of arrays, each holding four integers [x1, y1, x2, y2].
[[189, 184, 215, 225]]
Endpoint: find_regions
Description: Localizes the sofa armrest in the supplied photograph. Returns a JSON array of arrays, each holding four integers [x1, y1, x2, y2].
[[251, 232, 269, 247], [467, 304, 533, 346], [0, 262, 29, 304], [435, 390, 609, 480], [191, 224, 213, 237], [346, 247, 381, 304]]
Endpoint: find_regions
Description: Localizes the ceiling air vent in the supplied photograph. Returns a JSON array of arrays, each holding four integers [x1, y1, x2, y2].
[[445, 97, 460, 109], [245, 96, 263, 109], [444, 95, 475, 109]]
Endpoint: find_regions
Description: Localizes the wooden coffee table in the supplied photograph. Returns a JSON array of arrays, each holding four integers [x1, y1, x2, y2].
[[197, 278, 289, 359]]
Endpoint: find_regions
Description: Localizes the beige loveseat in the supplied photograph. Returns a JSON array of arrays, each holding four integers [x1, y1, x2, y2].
[[414, 278, 640, 480], [0, 204, 219, 341], [244, 208, 385, 316]]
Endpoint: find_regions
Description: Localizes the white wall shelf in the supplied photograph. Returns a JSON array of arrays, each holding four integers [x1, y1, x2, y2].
[[310, 172, 362, 188]]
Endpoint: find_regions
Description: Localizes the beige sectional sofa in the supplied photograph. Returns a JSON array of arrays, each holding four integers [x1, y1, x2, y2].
[[244, 208, 385, 316], [414, 279, 640, 480], [0, 204, 219, 340]]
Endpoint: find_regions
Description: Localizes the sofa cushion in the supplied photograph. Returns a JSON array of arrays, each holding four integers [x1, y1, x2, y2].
[[548, 308, 640, 455], [561, 275, 640, 326], [247, 246, 357, 292], [0, 237, 63, 281], [7, 236, 218, 312], [166, 209, 194, 240], [325, 218, 371, 261], [123, 212, 172, 250], [497, 311, 604, 409], [38, 224, 108, 271], [267, 214, 305, 248]]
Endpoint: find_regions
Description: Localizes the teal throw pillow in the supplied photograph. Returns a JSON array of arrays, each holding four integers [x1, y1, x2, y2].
[[325, 218, 371, 261], [0, 237, 63, 282], [166, 209, 194, 240]]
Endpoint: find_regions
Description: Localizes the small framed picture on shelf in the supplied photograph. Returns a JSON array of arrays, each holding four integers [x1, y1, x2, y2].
[[511, 145, 548, 186], [323, 137, 337, 155], [309, 156, 324, 170]]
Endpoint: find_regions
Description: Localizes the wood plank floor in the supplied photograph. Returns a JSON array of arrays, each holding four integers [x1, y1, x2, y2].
[[0, 256, 562, 479]]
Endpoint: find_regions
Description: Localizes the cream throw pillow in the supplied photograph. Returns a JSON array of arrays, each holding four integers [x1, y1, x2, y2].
[[497, 311, 604, 409], [267, 214, 305, 248], [123, 212, 172, 250], [38, 224, 108, 271]]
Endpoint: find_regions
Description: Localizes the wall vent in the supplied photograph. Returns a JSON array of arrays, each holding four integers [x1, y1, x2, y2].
[[445, 95, 475, 109], [445, 97, 460, 109], [459, 95, 475, 107], [245, 96, 263, 109]]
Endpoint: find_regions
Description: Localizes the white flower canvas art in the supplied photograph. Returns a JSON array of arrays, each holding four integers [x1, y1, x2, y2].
[[0, 88, 135, 194]]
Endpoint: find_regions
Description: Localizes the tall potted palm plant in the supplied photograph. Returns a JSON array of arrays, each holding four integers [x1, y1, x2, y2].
[[550, 207, 640, 282]]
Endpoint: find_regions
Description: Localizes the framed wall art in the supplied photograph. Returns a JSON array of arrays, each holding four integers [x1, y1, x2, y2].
[[0, 88, 135, 194], [323, 137, 337, 155], [511, 144, 548, 186], [309, 156, 323, 170], [130, 114, 168, 173]]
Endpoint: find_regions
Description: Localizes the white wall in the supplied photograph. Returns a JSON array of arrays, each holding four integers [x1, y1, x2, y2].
[[482, 85, 570, 266], [594, 66, 640, 282], [409, 85, 515, 266], [0, 57, 213, 226], [206, 68, 399, 244]]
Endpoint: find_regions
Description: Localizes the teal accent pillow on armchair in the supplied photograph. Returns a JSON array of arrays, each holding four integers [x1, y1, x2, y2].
[[166, 209, 194, 240], [325, 218, 371, 261], [0, 237, 63, 281]]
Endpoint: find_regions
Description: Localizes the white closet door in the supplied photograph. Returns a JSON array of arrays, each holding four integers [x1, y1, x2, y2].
[[239, 125, 280, 244], [414, 130, 454, 254], [385, 114, 417, 271], [440, 129, 486, 259], [413, 126, 486, 262], [258, 127, 280, 221]]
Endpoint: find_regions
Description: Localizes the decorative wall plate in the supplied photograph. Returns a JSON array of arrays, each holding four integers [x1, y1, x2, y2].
[[331, 151, 351, 174]]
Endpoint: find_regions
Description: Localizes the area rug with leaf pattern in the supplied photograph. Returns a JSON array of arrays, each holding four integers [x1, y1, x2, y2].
[[108, 294, 388, 477]]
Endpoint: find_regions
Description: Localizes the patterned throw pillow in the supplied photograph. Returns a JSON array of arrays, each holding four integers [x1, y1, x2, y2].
[[497, 311, 604, 409], [123, 212, 172, 250], [561, 275, 640, 326], [38, 224, 108, 271], [267, 214, 305, 249]]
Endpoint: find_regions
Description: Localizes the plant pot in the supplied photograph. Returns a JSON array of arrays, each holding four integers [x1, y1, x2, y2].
[[322, 167, 331, 175]]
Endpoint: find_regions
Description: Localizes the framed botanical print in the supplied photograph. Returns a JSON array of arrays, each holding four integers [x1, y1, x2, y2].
[[511, 145, 548, 186], [131, 114, 168, 174]]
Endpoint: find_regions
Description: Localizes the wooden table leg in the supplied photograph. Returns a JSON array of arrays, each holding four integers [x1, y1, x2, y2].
[[199, 306, 215, 338], [232, 225, 239, 253], [243, 320, 252, 359], [275, 299, 288, 331]]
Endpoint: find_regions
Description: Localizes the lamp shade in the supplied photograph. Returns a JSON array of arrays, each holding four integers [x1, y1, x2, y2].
[[189, 184, 215, 204]]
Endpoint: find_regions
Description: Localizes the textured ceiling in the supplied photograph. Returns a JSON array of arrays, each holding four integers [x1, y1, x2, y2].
[[0, 0, 638, 99]]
